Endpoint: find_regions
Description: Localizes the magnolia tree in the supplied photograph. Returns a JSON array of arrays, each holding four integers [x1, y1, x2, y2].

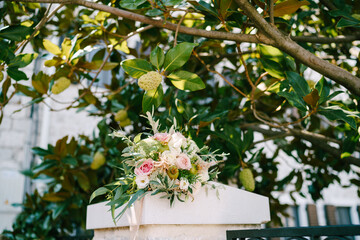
[[1, 0, 360, 235]]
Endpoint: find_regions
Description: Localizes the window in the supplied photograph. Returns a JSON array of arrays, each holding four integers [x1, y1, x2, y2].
[[336, 207, 352, 225], [325, 205, 352, 225], [284, 206, 300, 227]]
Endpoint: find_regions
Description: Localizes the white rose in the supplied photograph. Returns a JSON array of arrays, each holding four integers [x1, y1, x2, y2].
[[198, 169, 209, 182], [136, 175, 149, 189], [168, 132, 186, 152], [160, 150, 177, 165], [179, 178, 189, 191]]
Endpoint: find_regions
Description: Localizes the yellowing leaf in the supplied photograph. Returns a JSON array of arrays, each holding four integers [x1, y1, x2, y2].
[[115, 40, 130, 54], [273, 0, 310, 17], [102, 62, 119, 70], [80, 61, 118, 71], [21, 20, 33, 27], [81, 14, 97, 24], [44, 58, 65, 67], [61, 38, 72, 60], [183, 13, 205, 28], [43, 39, 62, 55], [95, 11, 111, 22]]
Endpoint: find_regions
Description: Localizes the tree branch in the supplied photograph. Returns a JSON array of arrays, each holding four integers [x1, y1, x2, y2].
[[244, 125, 360, 167], [234, 0, 360, 96], [12, 0, 260, 43], [292, 33, 360, 44], [11, 0, 360, 96], [12, 0, 360, 45]]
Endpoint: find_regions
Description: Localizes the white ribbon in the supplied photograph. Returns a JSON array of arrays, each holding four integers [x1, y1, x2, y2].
[[129, 197, 145, 240]]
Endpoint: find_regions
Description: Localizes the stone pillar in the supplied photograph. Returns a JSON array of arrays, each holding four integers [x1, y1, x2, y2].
[[86, 182, 271, 240]]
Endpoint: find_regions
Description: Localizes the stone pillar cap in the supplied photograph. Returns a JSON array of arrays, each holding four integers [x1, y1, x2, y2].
[[86, 181, 270, 230]]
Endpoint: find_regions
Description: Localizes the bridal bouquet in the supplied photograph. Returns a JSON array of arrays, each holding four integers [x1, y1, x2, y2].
[[90, 112, 227, 221]]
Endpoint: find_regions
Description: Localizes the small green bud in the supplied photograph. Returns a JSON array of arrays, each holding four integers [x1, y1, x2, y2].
[[167, 165, 179, 180], [91, 151, 106, 170], [119, 118, 131, 127], [189, 164, 198, 175], [239, 168, 255, 192], [138, 71, 162, 91], [115, 109, 128, 122]]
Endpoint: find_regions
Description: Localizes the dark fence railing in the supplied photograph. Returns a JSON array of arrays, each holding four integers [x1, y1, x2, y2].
[[226, 225, 360, 240]]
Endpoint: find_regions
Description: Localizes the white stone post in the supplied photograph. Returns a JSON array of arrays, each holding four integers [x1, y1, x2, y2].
[[86, 182, 271, 240]]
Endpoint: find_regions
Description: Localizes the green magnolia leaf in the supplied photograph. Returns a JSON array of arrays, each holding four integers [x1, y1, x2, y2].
[[32, 160, 57, 174], [32, 71, 50, 94], [120, 0, 147, 9], [2, 78, 11, 99], [260, 59, 285, 79], [286, 71, 311, 97], [52, 203, 67, 219], [121, 59, 153, 78], [163, 42, 197, 72], [314, 77, 330, 104], [168, 70, 205, 91], [0, 41, 15, 63], [43, 39, 62, 55], [0, 25, 31, 41], [8, 53, 38, 68], [318, 106, 358, 130], [145, 8, 164, 16], [142, 85, 164, 113], [189, 0, 218, 17], [76, 172, 90, 191], [32, 147, 52, 156], [17, 84, 38, 98], [42, 193, 66, 202], [7, 67, 28, 81], [337, 18, 360, 28], [278, 91, 307, 112], [162, 0, 183, 6], [259, 44, 284, 63], [71, 45, 102, 61], [150, 46, 165, 70], [61, 156, 78, 166]]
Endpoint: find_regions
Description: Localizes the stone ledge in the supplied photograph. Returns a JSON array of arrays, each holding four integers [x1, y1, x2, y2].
[[86, 181, 270, 230], [93, 224, 260, 240]]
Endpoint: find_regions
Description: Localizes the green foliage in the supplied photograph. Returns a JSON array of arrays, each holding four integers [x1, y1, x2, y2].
[[3, 126, 125, 239]]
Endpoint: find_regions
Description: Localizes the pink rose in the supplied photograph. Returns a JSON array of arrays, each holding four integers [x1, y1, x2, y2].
[[135, 159, 154, 176], [175, 153, 191, 170], [154, 133, 171, 144]]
